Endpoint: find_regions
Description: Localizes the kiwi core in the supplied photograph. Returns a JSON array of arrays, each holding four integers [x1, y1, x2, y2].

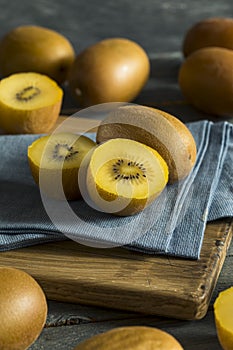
[[16, 86, 41, 101], [89, 138, 169, 202], [53, 143, 79, 161], [112, 159, 147, 181]]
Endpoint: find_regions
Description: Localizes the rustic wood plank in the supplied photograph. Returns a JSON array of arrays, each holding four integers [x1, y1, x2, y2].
[[37, 238, 233, 328], [46, 300, 142, 327], [0, 219, 232, 321]]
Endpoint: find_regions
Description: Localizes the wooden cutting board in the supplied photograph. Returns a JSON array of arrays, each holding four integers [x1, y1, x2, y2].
[[0, 115, 232, 320], [0, 219, 232, 320]]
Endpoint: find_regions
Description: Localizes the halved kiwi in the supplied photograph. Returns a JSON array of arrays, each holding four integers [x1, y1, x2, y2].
[[84, 138, 168, 216], [28, 133, 96, 200], [0, 72, 63, 134], [214, 287, 233, 350], [96, 105, 197, 183]]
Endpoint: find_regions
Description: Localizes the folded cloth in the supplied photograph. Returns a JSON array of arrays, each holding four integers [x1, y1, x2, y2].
[[0, 120, 232, 259]]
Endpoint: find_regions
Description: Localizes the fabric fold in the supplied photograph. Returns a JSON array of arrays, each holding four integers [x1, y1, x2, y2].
[[0, 121, 232, 259]]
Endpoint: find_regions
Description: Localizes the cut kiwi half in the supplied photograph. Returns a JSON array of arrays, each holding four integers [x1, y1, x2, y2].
[[28, 133, 96, 200], [0, 72, 63, 134], [84, 138, 168, 216], [96, 105, 197, 183]]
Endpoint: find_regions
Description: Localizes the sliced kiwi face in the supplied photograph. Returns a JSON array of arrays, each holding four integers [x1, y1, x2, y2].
[[28, 133, 96, 200], [30, 133, 94, 169], [15, 85, 41, 102], [0, 72, 63, 134], [0, 72, 62, 110], [85, 138, 168, 216]]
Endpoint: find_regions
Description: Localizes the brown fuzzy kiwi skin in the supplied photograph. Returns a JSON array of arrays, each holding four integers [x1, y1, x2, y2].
[[0, 99, 62, 134], [68, 38, 150, 107], [182, 17, 233, 57], [72, 326, 184, 350], [96, 105, 197, 184], [0, 266, 47, 350], [178, 47, 233, 117], [0, 25, 75, 84]]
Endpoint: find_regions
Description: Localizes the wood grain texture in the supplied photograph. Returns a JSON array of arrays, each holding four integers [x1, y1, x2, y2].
[[30, 309, 221, 350], [0, 219, 232, 320], [32, 240, 232, 350]]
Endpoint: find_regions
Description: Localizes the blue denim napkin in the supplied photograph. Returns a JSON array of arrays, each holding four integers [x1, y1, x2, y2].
[[0, 120, 232, 259]]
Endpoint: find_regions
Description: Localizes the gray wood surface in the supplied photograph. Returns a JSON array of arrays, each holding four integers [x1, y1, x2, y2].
[[0, 0, 232, 55], [0, 0, 232, 349]]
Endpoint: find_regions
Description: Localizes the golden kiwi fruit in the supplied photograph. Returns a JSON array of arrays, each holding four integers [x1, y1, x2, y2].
[[68, 38, 150, 107], [0, 266, 47, 350], [0, 25, 75, 84], [214, 287, 233, 350], [72, 326, 184, 350], [0, 72, 63, 134], [84, 138, 168, 216], [178, 47, 233, 117], [183, 17, 233, 57], [96, 105, 196, 183], [28, 132, 96, 200]]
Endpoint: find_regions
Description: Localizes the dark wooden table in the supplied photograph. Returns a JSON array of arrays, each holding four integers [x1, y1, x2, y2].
[[1, 0, 233, 349]]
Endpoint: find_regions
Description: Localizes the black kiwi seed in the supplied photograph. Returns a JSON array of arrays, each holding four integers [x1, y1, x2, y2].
[[16, 86, 41, 101], [53, 143, 79, 161], [112, 159, 147, 182]]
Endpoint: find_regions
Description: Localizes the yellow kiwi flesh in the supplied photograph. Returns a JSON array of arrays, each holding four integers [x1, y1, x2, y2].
[[0, 266, 47, 350], [86, 138, 168, 216], [96, 105, 196, 183], [0, 72, 63, 134], [28, 133, 96, 200], [68, 38, 150, 107], [214, 287, 233, 350], [0, 25, 75, 84]]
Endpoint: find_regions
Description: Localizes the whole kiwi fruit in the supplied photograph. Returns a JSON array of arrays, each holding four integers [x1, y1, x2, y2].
[[183, 17, 233, 57], [96, 105, 197, 183], [178, 47, 233, 116], [68, 38, 150, 107], [0, 25, 75, 84], [0, 266, 47, 350], [72, 326, 184, 350]]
